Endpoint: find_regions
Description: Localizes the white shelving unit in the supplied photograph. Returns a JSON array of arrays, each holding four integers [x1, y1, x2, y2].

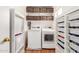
[[56, 16, 66, 53], [55, 7, 79, 53], [67, 9, 79, 53]]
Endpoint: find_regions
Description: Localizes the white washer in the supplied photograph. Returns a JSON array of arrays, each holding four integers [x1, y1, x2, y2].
[[28, 29, 41, 49]]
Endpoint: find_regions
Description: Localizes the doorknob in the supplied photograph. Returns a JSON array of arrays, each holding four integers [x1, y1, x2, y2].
[[0, 37, 10, 44]]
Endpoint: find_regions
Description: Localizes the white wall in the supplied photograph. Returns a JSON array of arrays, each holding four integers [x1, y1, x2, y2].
[[28, 21, 53, 29], [24, 19, 28, 31]]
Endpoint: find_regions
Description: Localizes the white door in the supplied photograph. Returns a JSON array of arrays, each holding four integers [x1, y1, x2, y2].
[[0, 7, 10, 53], [10, 9, 25, 53]]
